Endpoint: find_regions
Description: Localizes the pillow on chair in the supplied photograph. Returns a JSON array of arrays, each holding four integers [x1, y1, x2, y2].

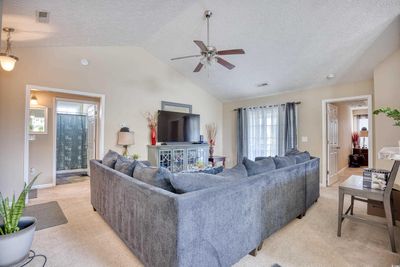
[[115, 155, 137, 176], [242, 157, 276, 176], [133, 162, 174, 192]]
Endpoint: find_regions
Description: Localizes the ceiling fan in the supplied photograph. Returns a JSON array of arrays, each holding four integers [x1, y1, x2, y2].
[[171, 10, 245, 72]]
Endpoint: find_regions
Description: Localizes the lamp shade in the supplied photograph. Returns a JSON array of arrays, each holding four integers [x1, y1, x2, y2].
[[117, 131, 134, 146], [359, 130, 368, 137], [0, 55, 17, 71]]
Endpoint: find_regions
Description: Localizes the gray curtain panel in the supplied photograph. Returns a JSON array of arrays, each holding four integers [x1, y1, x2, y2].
[[237, 108, 248, 163], [57, 114, 88, 171], [284, 102, 298, 152]]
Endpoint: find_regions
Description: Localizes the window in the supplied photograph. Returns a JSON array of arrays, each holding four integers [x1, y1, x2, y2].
[[246, 106, 285, 160]]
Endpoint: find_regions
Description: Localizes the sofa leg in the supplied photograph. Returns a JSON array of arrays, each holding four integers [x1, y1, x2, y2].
[[93, 206, 96, 212], [257, 241, 264, 251], [249, 248, 257, 257], [297, 211, 306, 219]]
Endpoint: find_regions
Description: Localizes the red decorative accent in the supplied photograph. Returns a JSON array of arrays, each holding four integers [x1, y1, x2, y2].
[[151, 127, 157, 145]]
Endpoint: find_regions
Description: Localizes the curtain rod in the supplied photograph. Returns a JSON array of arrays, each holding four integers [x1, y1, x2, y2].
[[233, 101, 301, 111]]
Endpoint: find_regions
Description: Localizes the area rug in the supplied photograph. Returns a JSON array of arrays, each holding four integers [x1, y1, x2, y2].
[[23, 201, 68, 231]]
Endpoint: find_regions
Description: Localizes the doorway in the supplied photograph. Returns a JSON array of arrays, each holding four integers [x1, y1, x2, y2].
[[24, 85, 105, 189], [322, 95, 373, 186], [55, 99, 98, 185]]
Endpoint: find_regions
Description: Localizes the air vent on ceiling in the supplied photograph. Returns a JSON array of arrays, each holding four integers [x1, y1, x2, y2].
[[36, 10, 50, 24]]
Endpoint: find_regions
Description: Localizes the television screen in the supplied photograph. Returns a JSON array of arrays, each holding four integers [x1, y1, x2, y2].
[[157, 110, 200, 142]]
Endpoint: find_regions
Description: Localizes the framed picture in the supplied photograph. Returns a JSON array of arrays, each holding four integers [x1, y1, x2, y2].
[[29, 106, 48, 134], [161, 101, 192, 113]]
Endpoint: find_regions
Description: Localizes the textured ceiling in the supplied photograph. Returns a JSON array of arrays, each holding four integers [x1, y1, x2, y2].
[[2, 0, 400, 101]]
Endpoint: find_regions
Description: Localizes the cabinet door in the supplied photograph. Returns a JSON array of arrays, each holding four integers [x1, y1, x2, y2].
[[187, 148, 198, 170], [159, 150, 172, 171], [197, 147, 208, 166], [172, 149, 185, 172]]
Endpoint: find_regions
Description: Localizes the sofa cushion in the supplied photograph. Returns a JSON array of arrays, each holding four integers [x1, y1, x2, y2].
[[133, 162, 174, 192], [292, 151, 311, 164], [170, 172, 238, 193], [218, 163, 248, 178], [102, 150, 119, 168], [115, 155, 137, 176], [273, 156, 296, 168], [285, 148, 301, 156], [242, 157, 276, 176]]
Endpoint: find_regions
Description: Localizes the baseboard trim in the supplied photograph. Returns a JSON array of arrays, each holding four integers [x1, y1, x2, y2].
[[32, 183, 54, 189]]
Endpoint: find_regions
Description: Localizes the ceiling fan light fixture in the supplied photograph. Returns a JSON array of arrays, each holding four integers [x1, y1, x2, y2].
[[0, 28, 19, 72]]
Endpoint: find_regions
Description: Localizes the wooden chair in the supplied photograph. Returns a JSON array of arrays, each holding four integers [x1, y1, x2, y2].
[[337, 160, 400, 252]]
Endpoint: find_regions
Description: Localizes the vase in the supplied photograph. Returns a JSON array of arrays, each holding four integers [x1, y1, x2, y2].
[[151, 127, 157, 145], [209, 145, 214, 158], [0, 217, 36, 267]]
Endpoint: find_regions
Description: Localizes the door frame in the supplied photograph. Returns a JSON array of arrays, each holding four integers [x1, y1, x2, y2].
[[24, 85, 106, 188], [321, 95, 373, 186], [53, 97, 100, 186]]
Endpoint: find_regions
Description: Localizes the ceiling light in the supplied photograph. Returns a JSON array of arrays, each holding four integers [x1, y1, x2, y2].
[[326, 73, 335, 80], [0, 28, 19, 72], [80, 59, 89, 66], [30, 95, 38, 106]]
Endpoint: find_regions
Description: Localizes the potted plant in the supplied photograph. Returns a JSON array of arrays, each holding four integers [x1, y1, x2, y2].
[[373, 107, 400, 146], [0, 175, 38, 266]]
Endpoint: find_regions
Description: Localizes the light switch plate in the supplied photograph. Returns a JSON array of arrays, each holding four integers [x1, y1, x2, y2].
[[301, 136, 308, 143]]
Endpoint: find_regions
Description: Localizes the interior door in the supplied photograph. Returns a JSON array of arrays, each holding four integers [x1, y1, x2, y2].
[[87, 104, 98, 175], [327, 103, 340, 185]]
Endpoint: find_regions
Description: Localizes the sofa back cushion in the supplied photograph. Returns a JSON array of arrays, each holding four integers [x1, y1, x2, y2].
[[170, 172, 239, 193], [273, 156, 296, 169], [115, 155, 137, 176], [102, 150, 119, 168], [242, 157, 276, 176], [218, 163, 248, 178], [292, 151, 311, 164], [284, 149, 311, 164], [133, 162, 174, 192]]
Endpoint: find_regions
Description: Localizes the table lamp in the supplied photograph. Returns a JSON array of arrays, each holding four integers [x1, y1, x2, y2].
[[117, 127, 134, 156], [359, 127, 368, 149]]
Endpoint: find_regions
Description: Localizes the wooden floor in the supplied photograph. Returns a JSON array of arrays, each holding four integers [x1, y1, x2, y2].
[[27, 178, 400, 267]]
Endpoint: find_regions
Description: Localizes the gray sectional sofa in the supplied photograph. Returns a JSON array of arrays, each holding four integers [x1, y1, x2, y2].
[[90, 155, 319, 267]]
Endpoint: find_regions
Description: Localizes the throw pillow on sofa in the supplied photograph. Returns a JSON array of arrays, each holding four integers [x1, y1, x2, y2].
[[242, 157, 276, 176], [218, 163, 248, 178], [273, 156, 296, 168], [115, 155, 137, 176], [133, 162, 174, 192], [170, 172, 240, 193], [284, 149, 311, 164], [102, 150, 119, 168]]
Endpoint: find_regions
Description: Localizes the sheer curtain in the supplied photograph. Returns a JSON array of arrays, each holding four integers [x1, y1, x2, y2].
[[237, 103, 297, 161], [245, 105, 285, 160]]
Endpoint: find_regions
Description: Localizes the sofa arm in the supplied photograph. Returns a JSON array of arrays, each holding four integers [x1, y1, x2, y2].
[[90, 160, 179, 267]]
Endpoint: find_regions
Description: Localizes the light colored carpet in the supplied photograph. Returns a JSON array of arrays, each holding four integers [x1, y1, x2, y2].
[[27, 178, 399, 267]]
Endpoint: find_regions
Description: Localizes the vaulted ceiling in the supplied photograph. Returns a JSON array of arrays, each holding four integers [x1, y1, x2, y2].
[[2, 0, 400, 101]]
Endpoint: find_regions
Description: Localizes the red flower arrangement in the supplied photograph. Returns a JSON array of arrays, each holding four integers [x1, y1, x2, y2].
[[351, 132, 360, 148]]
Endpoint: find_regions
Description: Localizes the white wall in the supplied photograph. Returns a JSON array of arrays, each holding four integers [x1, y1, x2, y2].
[[373, 48, 400, 171], [0, 46, 223, 197]]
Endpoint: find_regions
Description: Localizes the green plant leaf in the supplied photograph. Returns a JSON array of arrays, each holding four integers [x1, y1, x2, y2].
[[0, 174, 40, 235]]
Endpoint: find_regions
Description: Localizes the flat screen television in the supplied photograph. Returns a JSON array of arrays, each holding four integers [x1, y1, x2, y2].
[[157, 110, 200, 143]]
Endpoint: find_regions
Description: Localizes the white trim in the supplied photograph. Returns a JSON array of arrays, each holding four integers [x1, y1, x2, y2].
[[32, 183, 54, 189], [321, 95, 373, 187], [24, 85, 106, 189]]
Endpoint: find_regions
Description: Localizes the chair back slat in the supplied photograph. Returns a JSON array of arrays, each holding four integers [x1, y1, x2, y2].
[[384, 160, 400, 199]]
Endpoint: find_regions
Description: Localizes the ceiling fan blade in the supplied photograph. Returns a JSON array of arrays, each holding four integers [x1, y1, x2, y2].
[[171, 55, 202, 60], [216, 57, 235, 70], [193, 62, 204, 72], [217, 49, 245, 55], [193, 40, 208, 51]]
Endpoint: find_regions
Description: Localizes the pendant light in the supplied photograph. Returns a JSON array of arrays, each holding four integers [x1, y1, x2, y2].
[[0, 28, 19, 71]]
